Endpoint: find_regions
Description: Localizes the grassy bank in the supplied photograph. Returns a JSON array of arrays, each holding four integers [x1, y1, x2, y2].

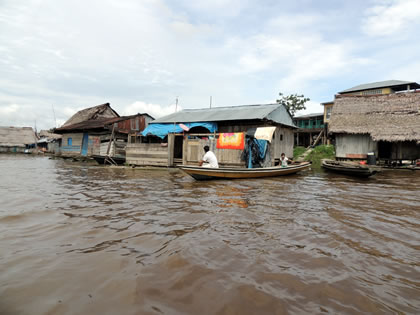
[[294, 145, 335, 168]]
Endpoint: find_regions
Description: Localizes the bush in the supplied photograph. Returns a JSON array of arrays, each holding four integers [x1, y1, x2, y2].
[[293, 146, 306, 159], [305, 145, 335, 168]]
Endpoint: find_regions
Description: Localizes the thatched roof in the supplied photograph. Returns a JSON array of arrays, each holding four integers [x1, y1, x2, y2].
[[0, 126, 38, 147], [329, 92, 420, 142], [39, 130, 62, 140], [61, 103, 119, 128]]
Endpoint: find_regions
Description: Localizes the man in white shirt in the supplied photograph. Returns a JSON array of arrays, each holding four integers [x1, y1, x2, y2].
[[199, 145, 219, 168]]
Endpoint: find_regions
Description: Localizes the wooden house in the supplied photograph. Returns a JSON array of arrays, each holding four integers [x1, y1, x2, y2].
[[37, 130, 62, 154], [126, 103, 297, 167], [293, 113, 325, 147], [328, 91, 420, 163], [0, 126, 38, 153], [54, 103, 153, 159], [322, 80, 420, 147]]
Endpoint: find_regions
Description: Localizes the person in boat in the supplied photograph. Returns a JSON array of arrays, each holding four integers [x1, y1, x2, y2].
[[199, 145, 219, 168], [280, 153, 289, 167]]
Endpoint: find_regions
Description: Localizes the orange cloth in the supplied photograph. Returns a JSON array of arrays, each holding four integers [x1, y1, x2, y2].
[[217, 132, 245, 150]]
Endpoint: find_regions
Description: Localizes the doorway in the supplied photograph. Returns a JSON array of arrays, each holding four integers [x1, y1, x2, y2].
[[81, 133, 89, 156], [173, 135, 183, 163]]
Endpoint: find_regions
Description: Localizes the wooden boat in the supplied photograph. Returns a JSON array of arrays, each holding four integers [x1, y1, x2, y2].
[[179, 162, 311, 180], [321, 159, 377, 177], [92, 155, 126, 165]]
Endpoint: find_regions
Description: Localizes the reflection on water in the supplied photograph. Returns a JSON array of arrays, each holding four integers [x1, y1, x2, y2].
[[0, 155, 419, 314]]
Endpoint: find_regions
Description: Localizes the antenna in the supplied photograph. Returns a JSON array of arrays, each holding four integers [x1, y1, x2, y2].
[[52, 105, 57, 128], [210, 96, 212, 108], [175, 96, 178, 112]]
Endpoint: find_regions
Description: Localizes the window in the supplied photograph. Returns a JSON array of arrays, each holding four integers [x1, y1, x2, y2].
[[326, 107, 332, 120], [362, 89, 382, 95], [67, 138, 72, 146], [280, 134, 283, 141]]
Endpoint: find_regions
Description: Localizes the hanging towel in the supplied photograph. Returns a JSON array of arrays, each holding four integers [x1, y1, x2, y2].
[[217, 132, 245, 150], [254, 127, 276, 143]]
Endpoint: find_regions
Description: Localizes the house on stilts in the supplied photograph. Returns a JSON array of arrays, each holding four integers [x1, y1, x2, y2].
[[328, 91, 420, 164], [0, 126, 38, 153], [54, 103, 153, 162], [126, 103, 297, 167]]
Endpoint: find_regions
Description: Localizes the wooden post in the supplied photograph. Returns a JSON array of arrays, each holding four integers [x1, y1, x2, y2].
[[182, 134, 188, 165], [167, 133, 175, 167]]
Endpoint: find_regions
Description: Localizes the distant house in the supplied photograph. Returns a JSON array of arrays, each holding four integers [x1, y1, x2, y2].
[[54, 103, 153, 159], [328, 92, 420, 162], [0, 126, 38, 153], [37, 130, 62, 154], [293, 113, 325, 147], [338, 80, 420, 96], [126, 103, 297, 167]]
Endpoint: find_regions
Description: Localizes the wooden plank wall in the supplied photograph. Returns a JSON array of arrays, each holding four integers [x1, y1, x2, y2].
[[184, 137, 245, 167], [60, 133, 83, 156], [126, 143, 169, 166]]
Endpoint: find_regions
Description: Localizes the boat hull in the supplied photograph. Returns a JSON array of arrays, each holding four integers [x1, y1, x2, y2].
[[92, 155, 126, 165], [321, 159, 377, 177], [180, 162, 311, 180]]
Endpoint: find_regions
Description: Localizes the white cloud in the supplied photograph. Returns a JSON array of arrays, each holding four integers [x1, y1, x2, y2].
[[294, 100, 324, 116], [1, 0, 419, 131], [122, 101, 181, 119], [0, 104, 19, 115], [362, 0, 420, 36]]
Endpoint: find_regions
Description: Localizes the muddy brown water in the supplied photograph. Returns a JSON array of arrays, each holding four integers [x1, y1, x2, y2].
[[0, 155, 419, 315]]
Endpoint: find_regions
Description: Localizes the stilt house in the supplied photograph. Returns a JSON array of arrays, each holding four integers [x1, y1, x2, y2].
[[328, 91, 420, 162], [293, 113, 325, 147], [0, 126, 38, 153], [126, 103, 297, 167], [55, 103, 153, 159]]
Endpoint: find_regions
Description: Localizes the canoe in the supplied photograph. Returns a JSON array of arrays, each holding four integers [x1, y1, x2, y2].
[[321, 159, 377, 177], [179, 162, 311, 180], [92, 155, 126, 165]]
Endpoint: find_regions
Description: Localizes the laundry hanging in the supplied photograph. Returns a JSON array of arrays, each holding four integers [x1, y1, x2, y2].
[[216, 132, 245, 150], [254, 126, 276, 142]]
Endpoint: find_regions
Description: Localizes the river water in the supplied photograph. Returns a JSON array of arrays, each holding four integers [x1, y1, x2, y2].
[[0, 155, 419, 315]]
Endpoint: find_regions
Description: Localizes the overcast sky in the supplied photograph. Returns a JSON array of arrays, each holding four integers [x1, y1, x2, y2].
[[1, 0, 419, 130]]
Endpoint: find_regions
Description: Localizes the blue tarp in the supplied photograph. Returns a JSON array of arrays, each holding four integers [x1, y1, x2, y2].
[[141, 122, 218, 139]]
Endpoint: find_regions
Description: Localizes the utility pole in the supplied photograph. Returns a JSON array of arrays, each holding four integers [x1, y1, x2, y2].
[[210, 96, 212, 108], [52, 105, 57, 128], [175, 96, 178, 112]]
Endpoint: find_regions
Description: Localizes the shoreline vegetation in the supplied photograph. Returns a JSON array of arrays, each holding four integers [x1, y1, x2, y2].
[[294, 145, 336, 168]]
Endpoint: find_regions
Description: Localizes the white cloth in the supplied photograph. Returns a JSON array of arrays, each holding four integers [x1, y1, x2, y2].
[[202, 151, 219, 168], [254, 126, 276, 143], [280, 156, 288, 167]]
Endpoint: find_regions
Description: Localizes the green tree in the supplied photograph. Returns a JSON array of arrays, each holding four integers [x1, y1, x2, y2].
[[276, 93, 310, 117]]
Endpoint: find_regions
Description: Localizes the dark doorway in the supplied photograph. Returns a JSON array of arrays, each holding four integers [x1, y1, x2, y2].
[[378, 141, 392, 159], [174, 135, 183, 159]]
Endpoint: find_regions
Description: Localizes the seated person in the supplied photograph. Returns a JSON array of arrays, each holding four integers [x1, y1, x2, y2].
[[280, 152, 289, 167], [199, 145, 219, 168]]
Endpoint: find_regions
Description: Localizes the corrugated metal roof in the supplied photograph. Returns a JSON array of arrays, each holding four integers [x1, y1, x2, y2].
[[151, 104, 296, 128], [294, 113, 323, 119], [339, 80, 420, 94]]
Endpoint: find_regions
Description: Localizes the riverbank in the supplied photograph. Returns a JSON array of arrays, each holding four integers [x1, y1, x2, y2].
[[294, 145, 335, 168]]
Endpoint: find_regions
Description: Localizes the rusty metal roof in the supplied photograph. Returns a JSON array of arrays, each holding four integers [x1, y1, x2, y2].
[[55, 113, 154, 133]]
